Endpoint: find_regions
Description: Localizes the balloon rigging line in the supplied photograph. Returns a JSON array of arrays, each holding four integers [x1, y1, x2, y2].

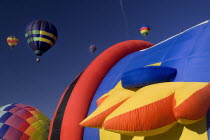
[[120, 0, 129, 39]]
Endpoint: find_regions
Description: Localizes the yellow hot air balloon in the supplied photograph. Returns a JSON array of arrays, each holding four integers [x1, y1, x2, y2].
[[7, 36, 19, 48]]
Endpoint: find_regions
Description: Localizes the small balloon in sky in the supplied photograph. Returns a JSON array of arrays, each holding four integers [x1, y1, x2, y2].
[[89, 45, 97, 54], [7, 36, 18, 48], [25, 20, 58, 62], [36, 57, 40, 62], [140, 25, 150, 38]]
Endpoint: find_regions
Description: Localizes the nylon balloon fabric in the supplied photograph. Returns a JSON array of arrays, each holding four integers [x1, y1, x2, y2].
[[25, 20, 57, 56], [51, 20, 210, 140], [80, 20, 210, 140], [0, 103, 50, 140], [49, 40, 153, 140]]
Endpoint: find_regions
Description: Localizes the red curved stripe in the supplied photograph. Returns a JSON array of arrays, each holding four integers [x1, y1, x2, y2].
[[60, 40, 153, 140], [140, 27, 150, 31]]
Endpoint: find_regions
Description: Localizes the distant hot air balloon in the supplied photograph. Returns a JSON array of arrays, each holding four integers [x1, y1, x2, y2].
[[7, 36, 18, 48], [0, 103, 50, 140], [89, 45, 97, 54], [140, 25, 150, 38], [25, 20, 58, 62], [36, 57, 40, 62]]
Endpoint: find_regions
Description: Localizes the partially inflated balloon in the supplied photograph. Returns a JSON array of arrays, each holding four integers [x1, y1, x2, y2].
[[25, 20, 57, 57], [50, 20, 210, 140], [7, 36, 18, 48], [48, 40, 153, 140], [0, 103, 50, 140], [140, 25, 150, 37]]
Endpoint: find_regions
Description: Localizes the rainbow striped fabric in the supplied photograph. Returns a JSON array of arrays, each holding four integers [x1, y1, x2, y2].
[[0, 103, 50, 140], [140, 25, 150, 37], [7, 36, 18, 48]]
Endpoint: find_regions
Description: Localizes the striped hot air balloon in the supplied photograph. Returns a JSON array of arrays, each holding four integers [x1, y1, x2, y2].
[[25, 20, 57, 62], [7, 36, 18, 48], [0, 103, 50, 140], [140, 25, 150, 38]]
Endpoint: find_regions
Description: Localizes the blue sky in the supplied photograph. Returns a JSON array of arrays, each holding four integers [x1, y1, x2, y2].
[[0, 0, 210, 118]]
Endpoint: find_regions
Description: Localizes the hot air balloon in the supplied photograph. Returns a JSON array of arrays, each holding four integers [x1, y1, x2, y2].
[[36, 57, 40, 62], [48, 40, 153, 140], [0, 103, 50, 140], [7, 36, 18, 48], [140, 25, 150, 38], [50, 20, 210, 140], [25, 20, 58, 62], [89, 45, 97, 54]]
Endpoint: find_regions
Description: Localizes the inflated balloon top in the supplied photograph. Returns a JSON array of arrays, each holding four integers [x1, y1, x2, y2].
[[0, 103, 50, 140], [7, 36, 18, 48], [140, 25, 150, 38], [25, 20, 57, 62]]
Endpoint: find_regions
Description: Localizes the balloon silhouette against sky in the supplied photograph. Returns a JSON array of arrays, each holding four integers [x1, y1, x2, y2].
[[25, 20, 58, 62]]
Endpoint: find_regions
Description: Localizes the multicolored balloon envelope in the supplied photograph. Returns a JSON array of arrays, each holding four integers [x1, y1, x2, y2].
[[25, 20, 57, 57], [0, 103, 50, 140], [7, 36, 18, 48], [140, 25, 150, 37], [49, 20, 210, 140]]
